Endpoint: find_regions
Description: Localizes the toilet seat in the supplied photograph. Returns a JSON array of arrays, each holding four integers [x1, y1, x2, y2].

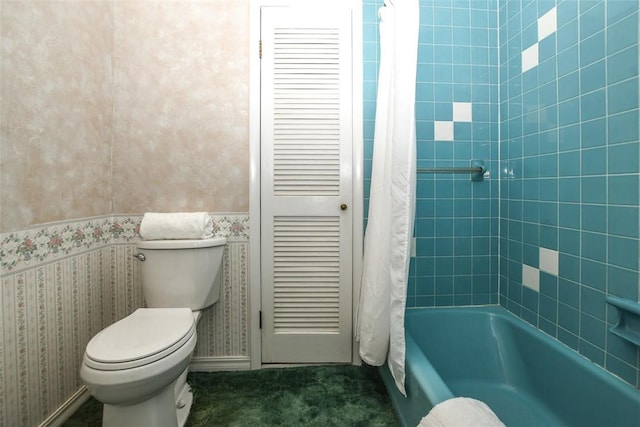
[[85, 308, 196, 371]]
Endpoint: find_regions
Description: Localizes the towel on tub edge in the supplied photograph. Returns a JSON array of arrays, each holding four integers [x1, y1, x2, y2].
[[139, 212, 213, 240], [418, 397, 506, 427]]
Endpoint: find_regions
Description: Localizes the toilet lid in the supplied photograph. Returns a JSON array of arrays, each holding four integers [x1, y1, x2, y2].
[[85, 308, 195, 368]]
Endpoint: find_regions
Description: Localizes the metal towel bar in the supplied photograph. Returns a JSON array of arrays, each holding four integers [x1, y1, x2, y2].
[[417, 167, 484, 174], [417, 160, 487, 182]]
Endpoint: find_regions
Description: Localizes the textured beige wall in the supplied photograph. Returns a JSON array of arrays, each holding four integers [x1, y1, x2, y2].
[[111, 1, 250, 214], [1, 0, 250, 233], [0, 1, 114, 232]]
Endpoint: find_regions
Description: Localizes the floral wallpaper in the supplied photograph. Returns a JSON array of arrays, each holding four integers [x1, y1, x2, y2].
[[2, 246, 118, 426], [1, 217, 135, 274], [1, 214, 249, 427], [1, 214, 249, 275]]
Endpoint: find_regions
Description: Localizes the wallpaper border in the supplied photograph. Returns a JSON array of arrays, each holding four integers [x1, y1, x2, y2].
[[1, 213, 249, 275]]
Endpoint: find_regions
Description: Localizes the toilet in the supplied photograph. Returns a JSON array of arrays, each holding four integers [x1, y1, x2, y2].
[[80, 237, 226, 427]]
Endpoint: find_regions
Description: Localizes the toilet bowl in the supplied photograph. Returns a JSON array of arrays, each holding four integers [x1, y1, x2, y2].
[[81, 308, 198, 427]]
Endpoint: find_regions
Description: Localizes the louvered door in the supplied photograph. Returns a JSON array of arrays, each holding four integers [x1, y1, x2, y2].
[[260, 6, 353, 363]]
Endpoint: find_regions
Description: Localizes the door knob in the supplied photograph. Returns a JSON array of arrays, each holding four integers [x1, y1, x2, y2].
[[340, 203, 348, 211]]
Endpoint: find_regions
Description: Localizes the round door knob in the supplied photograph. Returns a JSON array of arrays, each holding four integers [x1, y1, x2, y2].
[[340, 203, 348, 211]]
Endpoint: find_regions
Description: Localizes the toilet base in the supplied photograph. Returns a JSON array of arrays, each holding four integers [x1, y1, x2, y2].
[[103, 379, 179, 427], [100, 369, 195, 427], [174, 369, 193, 427]]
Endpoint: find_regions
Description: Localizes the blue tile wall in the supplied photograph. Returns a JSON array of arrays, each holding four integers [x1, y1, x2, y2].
[[499, 0, 640, 387], [363, 0, 501, 309], [364, 0, 639, 388]]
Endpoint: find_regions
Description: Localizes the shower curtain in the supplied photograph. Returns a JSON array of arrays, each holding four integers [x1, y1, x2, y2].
[[356, 0, 419, 396]]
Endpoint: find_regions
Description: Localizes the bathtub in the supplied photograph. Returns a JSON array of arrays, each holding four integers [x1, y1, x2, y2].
[[380, 306, 640, 427]]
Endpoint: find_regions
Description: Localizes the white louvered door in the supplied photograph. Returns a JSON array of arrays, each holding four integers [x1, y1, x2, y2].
[[260, 6, 353, 363]]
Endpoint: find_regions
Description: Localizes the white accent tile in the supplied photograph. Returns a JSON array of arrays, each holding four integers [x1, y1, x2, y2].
[[434, 121, 454, 141], [539, 247, 559, 276], [522, 264, 540, 292], [522, 43, 539, 73], [538, 7, 557, 41], [453, 102, 473, 122]]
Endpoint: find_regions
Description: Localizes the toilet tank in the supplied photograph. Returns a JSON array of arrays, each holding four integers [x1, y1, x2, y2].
[[135, 237, 226, 310]]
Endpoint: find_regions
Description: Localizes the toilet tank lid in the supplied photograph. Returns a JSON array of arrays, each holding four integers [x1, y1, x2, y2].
[[137, 237, 227, 249]]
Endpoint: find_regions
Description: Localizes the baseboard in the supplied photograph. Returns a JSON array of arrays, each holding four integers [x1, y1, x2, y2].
[[189, 356, 251, 372], [38, 386, 91, 427]]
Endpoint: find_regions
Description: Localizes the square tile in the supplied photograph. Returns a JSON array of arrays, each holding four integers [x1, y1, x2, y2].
[[580, 313, 606, 349], [559, 124, 580, 152], [607, 0, 640, 26], [580, 60, 606, 94], [581, 118, 606, 149], [608, 236, 639, 270], [607, 46, 639, 85], [557, 45, 579, 76], [581, 287, 606, 320], [539, 41, 557, 72], [608, 266, 639, 301], [581, 259, 607, 292], [452, 102, 473, 122], [608, 111, 639, 144], [608, 175, 639, 206], [579, 30, 605, 67], [559, 203, 580, 228], [523, 264, 540, 292], [581, 232, 607, 263], [608, 206, 640, 238], [608, 78, 639, 115], [582, 204, 607, 233], [581, 147, 606, 175], [539, 247, 559, 276], [559, 98, 580, 126], [522, 43, 539, 73], [538, 7, 557, 41], [580, 2, 605, 41], [607, 13, 639, 55], [580, 89, 606, 120], [434, 121, 454, 141]]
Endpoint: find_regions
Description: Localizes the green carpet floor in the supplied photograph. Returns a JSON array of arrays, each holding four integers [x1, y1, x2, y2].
[[63, 365, 400, 426]]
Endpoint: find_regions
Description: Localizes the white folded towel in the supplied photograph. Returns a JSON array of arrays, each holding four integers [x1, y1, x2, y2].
[[418, 397, 506, 427], [139, 212, 213, 240]]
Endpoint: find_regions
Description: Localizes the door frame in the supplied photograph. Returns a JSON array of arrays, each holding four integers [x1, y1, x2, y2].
[[249, 0, 363, 369]]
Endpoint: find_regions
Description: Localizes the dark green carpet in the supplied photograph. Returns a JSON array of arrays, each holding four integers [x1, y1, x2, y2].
[[63, 365, 400, 427]]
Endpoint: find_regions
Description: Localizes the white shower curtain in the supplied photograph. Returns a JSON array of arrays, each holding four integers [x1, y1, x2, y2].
[[356, 0, 419, 396]]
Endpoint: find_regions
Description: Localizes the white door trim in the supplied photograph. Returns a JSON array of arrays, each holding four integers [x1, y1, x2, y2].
[[249, 0, 363, 369]]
